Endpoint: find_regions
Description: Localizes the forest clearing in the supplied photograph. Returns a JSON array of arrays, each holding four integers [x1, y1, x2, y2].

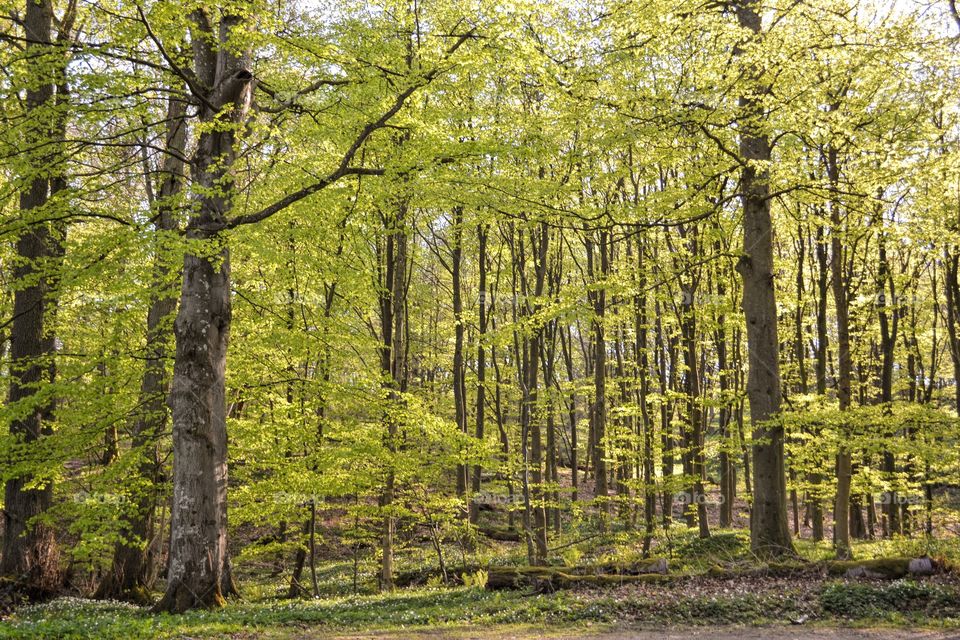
[[2, 0, 960, 637]]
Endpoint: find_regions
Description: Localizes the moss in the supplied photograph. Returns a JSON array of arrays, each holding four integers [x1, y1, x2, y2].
[[825, 557, 914, 578], [485, 565, 672, 591]]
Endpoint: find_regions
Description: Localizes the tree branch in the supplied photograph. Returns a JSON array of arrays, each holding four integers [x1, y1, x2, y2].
[[224, 27, 477, 230]]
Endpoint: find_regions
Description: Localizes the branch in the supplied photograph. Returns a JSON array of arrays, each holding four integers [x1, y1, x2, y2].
[[136, 4, 209, 109], [225, 27, 477, 230], [256, 76, 350, 113]]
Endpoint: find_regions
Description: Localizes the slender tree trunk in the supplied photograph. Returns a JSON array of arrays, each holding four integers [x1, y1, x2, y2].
[[452, 208, 468, 510], [98, 96, 186, 602], [471, 224, 489, 524], [877, 230, 900, 536], [828, 145, 853, 560], [678, 232, 709, 538], [587, 231, 609, 515], [561, 325, 579, 503], [811, 222, 829, 542], [634, 241, 657, 553], [378, 204, 409, 591]]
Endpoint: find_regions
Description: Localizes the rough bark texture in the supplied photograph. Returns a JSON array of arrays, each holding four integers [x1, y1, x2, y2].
[[734, 0, 795, 558], [155, 9, 252, 613], [1, 0, 64, 595]]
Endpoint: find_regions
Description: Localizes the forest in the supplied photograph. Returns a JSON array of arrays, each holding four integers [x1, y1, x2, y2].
[[1, 0, 960, 637]]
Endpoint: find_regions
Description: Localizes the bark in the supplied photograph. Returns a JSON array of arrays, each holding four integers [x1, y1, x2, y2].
[[587, 231, 609, 513], [1, 0, 66, 595], [634, 240, 657, 553], [155, 10, 253, 613], [98, 96, 186, 601], [452, 208, 468, 507], [877, 229, 900, 536], [677, 229, 709, 538], [378, 204, 409, 590], [716, 277, 734, 529], [470, 224, 489, 524], [560, 324, 579, 503], [811, 222, 829, 542], [734, 0, 794, 557], [827, 145, 853, 560], [945, 249, 960, 416]]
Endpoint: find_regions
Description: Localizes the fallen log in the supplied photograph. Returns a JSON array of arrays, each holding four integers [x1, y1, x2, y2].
[[478, 527, 521, 542], [827, 557, 937, 579], [705, 557, 939, 580], [485, 559, 669, 591]]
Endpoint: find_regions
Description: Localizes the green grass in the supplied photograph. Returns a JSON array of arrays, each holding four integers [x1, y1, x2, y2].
[[4, 527, 959, 639], [4, 576, 959, 639], [0, 588, 610, 640]]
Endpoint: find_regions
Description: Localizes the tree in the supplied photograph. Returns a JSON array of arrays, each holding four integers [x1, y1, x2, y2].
[[1, 0, 74, 594], [732, 0, 794, 557]]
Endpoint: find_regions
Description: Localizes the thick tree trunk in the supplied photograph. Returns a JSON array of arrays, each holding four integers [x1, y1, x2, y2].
[[155, 10, 252, 613], [158, 246, 232, 612], [734, 0, 794, 557], [1, 0, 64, 595]]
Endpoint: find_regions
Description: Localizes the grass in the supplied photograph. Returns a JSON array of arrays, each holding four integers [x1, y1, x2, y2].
[[3, 527, 959, 639], [4, 576, 959, 639], [0, 588, 605, 639]]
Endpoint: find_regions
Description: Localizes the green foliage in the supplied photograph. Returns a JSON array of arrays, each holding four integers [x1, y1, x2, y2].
[[820, 580, 960, 620]]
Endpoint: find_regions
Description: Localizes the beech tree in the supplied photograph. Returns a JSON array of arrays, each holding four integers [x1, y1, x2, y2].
[[0, 0, 957, 613]]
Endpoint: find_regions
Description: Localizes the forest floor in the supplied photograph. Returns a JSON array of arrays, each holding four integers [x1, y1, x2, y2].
[[3, 572, 959, 639], [324, 629, 959, 640], [3, 524, 960, 639]]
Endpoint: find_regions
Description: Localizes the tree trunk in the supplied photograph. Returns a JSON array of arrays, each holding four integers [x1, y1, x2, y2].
[[734, 0, 794, 557], [378, 203, 409, 591], [828, 144, 853, 560], [155, 10, 253, 612], [471, 224, 489, 524], [98, 96, 186, 602], [877, 229, 900, 536], [587, 231, 609, 515], [1, 0, 65, 595], [811, 222, 829, 543], [452, 208, 468, 508]]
